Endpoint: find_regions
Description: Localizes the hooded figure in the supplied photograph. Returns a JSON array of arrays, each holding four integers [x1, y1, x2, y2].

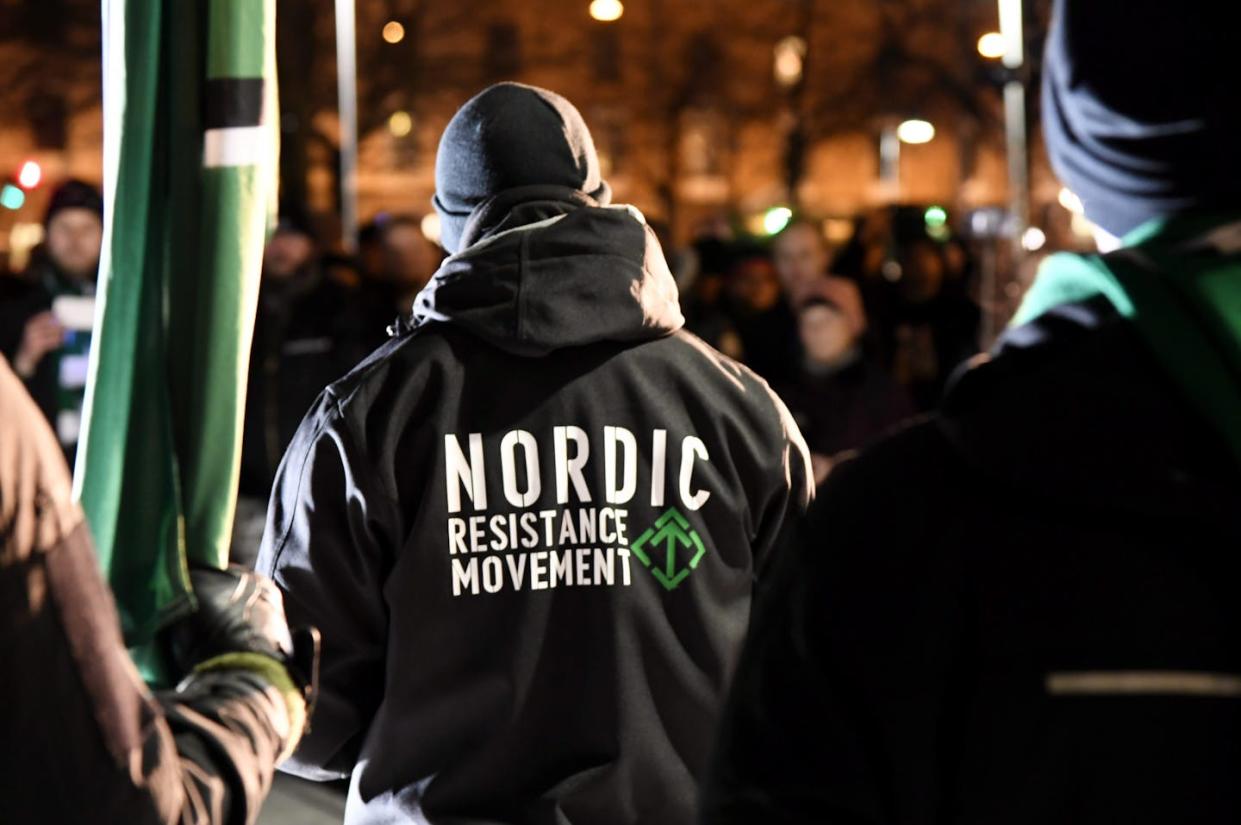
[[702, 2, 1241, 823], [259, 82, 811, 825]]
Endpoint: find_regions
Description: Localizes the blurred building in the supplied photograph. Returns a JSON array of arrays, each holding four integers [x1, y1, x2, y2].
[[285, 0, 1066, 247], [0, 0, 103, 270], [0, 0, 1078, 262]]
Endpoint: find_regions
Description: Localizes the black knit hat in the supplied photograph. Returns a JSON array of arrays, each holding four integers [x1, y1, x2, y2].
[[44, 179, 103, 228], [432, 82, 611, 254], [1042, 0, 1241, 237]]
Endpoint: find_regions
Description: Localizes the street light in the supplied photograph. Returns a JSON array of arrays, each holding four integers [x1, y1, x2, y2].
[[1021, 226, 1047, 251], [977, 31, 1006, 59], [589, 0, 623, 22], [388, 111, 413, 137], [773, 36, 806, 88], [382, 20, 405, 44], [17, 160, 42, 189], [924, 205, 948, 228], [896, 118, 935, 145], [925, 205, 950, 240], [762, 206, 793, 235]]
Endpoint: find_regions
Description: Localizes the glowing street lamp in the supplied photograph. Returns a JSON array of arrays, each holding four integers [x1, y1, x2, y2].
[[773, 36, 807, 88], [1021, 226, 1047, 251], [589, 0, 623, 22], [17, 160, 42, 189], [382, 20, 405, 44], [896, 118, 935, 145], [388, 111, 413, 137], [762, 206, 793, 235], [977, 31, 1006, 59]]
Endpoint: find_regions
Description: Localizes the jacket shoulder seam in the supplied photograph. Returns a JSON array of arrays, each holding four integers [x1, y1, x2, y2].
[[265, 390, 343, 577]]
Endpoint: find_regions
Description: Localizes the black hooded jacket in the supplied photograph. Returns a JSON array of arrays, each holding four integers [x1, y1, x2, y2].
[[257, 191, 812, 825], [701, 297, 1241, 824]]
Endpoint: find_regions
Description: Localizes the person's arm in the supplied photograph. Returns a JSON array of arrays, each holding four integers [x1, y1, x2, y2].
[[0, 355, 311, 825], [256, 390, 392, 780], [750, 385, 815, 576], [701, 433, 966, 825]]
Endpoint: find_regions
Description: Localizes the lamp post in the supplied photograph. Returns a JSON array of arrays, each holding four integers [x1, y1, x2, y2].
[[999, 0, 1028, 266], [334, 0, 359, 253], [878, 118, 935, 200]]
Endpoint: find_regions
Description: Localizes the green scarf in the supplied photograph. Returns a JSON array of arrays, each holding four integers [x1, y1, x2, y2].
[[1012, 212, 1241, 465]]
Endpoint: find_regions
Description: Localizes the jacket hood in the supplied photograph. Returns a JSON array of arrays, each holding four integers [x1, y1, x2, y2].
[[412, 187, 684, 356]]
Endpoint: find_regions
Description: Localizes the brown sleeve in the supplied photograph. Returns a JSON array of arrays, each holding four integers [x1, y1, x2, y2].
[[0, 356, 286, 825]]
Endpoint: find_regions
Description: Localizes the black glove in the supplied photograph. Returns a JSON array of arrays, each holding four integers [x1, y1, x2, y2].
[[166, 566, 320, 713]]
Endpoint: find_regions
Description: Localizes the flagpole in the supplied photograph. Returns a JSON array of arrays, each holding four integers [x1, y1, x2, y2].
[[999, 0, 1027, 263], [335, 0, 359, 253]]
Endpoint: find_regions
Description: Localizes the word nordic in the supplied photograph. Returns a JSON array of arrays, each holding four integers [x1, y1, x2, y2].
[[445, 426, 711, 513]]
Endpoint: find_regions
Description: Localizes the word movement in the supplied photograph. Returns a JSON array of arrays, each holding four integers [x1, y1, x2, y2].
[[443, 426, 713, 596]]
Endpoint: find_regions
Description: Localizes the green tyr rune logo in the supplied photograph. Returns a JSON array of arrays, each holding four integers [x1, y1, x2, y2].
[[630, 507, 707, 591]]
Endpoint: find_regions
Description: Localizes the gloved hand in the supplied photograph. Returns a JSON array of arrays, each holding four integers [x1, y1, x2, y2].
[[166, 566, 320, 752], [168, 565, 294, 668]]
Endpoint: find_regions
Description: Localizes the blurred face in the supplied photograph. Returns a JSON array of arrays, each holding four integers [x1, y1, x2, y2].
[[900, 241, 945, 303], [799, 303, 855, 365], [383, 223, 435, 291], [46, 208, 102, 280], [263, 229, 315, 280], [727, 258, 781, 313], [772, 223, 828, 301], [359, 235, 386, 278]]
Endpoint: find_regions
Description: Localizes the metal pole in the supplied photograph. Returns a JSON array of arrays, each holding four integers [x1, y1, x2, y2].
[[982, 0, 1026, 345], [879, 124, 901, 199], [334, 0, 359, 253], [1003, 80, 1028, 249], [999, 0, 1027, 260]]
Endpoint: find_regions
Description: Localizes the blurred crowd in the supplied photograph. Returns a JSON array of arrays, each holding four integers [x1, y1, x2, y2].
[[0, 179, 985, 505], [677, 208, 981, 482]]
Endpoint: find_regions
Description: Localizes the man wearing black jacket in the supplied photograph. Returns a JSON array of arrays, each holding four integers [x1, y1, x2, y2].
[[257, 82, 811, 824], [702, 2, 1241, 823], [0, 180, 104, 460]]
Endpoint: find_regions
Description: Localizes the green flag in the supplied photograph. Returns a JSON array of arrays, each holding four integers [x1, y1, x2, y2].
[[75, 0, 278, 682]]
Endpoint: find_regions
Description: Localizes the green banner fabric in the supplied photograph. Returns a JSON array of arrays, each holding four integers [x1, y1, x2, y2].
[[75, 0, 278, 682]]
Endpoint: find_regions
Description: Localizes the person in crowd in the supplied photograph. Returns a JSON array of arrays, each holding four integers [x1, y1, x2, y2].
[[0, 180, 103, 460], [702, 1, 1241, 822], [356, 218, 388, 283], [777, 284, 913, 485], [772, 218, 869, 344], [0, 354, 317, 825], [771, 219, 831, 305], [258, 82, 811, 825], [358, 213, 441, 318], [680, 235, 744, 359], [234, 212, 387, 563], [721, 249, 801, 385], [829, 208, 981, 410], [885, 236, 981, 409]]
